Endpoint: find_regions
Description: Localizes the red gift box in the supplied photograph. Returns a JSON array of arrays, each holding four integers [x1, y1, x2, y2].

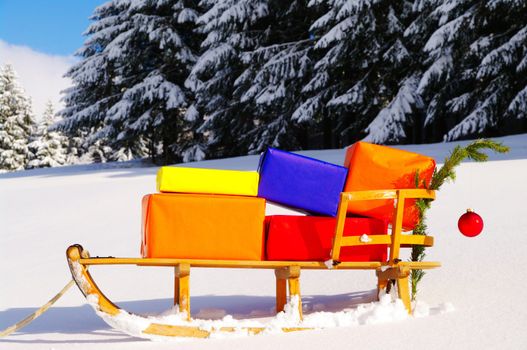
[[265, 215, 388, 261]]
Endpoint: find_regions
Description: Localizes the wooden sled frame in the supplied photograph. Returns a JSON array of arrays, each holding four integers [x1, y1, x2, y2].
[[66, 189, 440, 338]]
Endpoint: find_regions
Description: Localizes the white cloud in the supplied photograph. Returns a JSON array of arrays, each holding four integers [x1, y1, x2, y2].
[[0, 39, 76, 119]]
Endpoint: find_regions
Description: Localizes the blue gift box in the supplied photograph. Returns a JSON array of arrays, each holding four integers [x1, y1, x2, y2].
[[257, 148, 348, 216]]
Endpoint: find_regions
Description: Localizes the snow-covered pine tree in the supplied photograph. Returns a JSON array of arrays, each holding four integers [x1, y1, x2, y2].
[[63, 130, 84, 165], [102, 0, 203, 164], [0, 64, 35, 172], [56, 1, 125, 162], [363, 74, 424, 143], [58, 0, 202, 164], [397, 0, 445, 142], [298, 0, 420, 147], [230, 1, 319, 153], [185, 0, 272, 158], [416, 0, 527, 141], [27, 101, 68, 169]]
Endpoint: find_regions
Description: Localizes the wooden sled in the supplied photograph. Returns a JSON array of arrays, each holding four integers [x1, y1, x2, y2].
[[66, 189, 440, 339]]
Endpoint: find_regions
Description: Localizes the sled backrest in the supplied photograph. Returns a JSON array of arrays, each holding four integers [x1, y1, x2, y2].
[[330, 189, 436, 265]]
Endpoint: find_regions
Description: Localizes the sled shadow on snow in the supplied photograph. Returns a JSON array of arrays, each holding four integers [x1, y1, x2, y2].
[[0, 289, 376, 343]]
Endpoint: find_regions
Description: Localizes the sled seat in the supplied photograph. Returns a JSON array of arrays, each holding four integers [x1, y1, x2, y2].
[[69, 188, 439, 320]]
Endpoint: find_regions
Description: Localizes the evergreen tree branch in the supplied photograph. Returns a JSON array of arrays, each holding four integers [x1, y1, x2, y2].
[[430, 139, 510, 191]]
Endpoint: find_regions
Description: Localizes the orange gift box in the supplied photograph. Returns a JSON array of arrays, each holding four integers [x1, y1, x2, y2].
[[344, 142, 435, 230], [141, 193, 266, 260]]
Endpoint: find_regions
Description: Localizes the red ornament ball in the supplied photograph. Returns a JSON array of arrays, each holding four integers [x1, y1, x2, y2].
[[458, 209, 484, 237]]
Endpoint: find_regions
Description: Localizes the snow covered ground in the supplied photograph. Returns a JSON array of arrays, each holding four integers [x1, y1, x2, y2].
[[1, 134, 527, 349]]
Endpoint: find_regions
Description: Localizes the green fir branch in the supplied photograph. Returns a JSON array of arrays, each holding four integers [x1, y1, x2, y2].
[[430, 139, 509, 191]]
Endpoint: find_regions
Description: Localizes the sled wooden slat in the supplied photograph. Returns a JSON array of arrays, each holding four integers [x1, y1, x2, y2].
[[78, 257, 382, 269], [390, 192, 406, 263], [340, 235, 392, 246], [77, 257, 440, 269], [342, 188, 435, 201], [401, 235, 434, 247], [339, 234, 433, 247], [142, 323, 311, 338], [398, 261, 440, 269], [143, 323, 210, 338]]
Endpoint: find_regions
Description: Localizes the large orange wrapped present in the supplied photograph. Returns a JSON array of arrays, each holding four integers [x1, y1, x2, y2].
[[344, 142, 435, 230], [141, 193, 266, 260]]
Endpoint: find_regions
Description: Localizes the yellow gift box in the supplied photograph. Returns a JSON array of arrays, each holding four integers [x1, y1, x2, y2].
[[156, 166, 259, 196]]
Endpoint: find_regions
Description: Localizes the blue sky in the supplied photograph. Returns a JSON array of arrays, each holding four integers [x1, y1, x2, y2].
[[0, 1, 107, 116], [0, 0, 106, 56]]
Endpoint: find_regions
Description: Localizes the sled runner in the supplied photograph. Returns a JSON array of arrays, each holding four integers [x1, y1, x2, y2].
[[66, 189, 440, 339]]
